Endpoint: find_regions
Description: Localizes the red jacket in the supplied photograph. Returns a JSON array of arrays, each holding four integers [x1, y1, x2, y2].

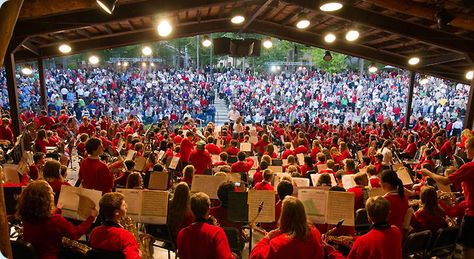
[[177, 222, 233, 259], [410, 209, 447, 233], [78, 157, 114, 194], [294, 145, 309, 155], [346, 226, 402, 259], [189, 150, 212, 174], [179, 138, 195, 163], [281, 149, 295, 160], [254, 181, 274, 191], [22, 214, 94, 259], [231, 158, 254, 173], [90, 225, 140, 259], [205, 143, 222, 155], [384, 193, 409, 232], [250, 226, 325, 259], [226, 146, 240, 156], [348, 186, 365, 211], [78, 123, 96, 137]]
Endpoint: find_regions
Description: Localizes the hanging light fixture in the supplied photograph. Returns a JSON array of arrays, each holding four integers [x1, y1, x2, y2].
[[142, 46, 152, 56], [319, 0, 343, 12], [157, 19, 172, 37], [436, 9, 455, 30], [96, 0, 118, 14], [368, 63, 378, 73], [323, 51, 332, 61], [262, 37, 273, 49], [123, 61, 129, 67], [324, 33, 336, 43], [408, 56, 420, 65], [296, 15, 310, 29], [345, 29, 359, 42], [466, 70, 473, 80], [231, 10, 245, 24], [202, 36, 212, 47], [117, 61, 121, 66], [21, 66, 33, 76], [150, 62, 155, 67], [58, 44, 72, 54], [89, 55, 99, 65]]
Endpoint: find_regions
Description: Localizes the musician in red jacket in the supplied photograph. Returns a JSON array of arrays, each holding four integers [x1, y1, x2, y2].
[[0, 117, 14, 144], [189, 140, 213, 174], [177, 192, 233, 259], [77, 137, 114, 194], [78, 116, 96, 137], [254, 169, 275, 191], [18, 180, 97, 259], [90, 192, 140, 259], [231, 151, 254, 173], [205, 136, 222, 155], [250, 196, 326, 259]]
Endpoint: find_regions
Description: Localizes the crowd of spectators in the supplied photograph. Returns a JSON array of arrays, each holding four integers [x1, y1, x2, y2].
[[0, 66, 469, 129]]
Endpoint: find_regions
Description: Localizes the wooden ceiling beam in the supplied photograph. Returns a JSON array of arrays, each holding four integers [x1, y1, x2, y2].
[[21, 41, 40, 56], [284, 0, 474, 54], [420, 53, 466, 67], [239, 0, 274, 33], [12, 0, 254, 38], [76, 29, 91, 39], [245, 20, 469, 83]]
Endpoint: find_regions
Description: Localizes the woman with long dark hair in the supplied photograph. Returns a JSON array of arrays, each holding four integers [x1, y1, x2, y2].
[[380, 170, 409, 233], [168, 182, 194, 241]]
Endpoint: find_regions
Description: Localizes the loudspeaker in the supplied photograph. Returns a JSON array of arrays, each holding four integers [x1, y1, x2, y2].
[[212, 38, 261, 57]]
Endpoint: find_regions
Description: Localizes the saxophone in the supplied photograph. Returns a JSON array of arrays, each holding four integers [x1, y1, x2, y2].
[[120, 216, 154, 259], [62, 237, 91, 255]]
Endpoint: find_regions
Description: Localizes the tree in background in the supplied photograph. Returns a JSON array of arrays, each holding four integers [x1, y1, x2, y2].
[[305, 48, 348, 73]]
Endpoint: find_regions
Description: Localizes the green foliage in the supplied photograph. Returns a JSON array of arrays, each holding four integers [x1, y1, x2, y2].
[[305, 48, 348, 73]]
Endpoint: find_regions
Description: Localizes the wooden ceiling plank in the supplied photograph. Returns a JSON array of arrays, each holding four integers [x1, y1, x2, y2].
[[239, 0, 274, 33]]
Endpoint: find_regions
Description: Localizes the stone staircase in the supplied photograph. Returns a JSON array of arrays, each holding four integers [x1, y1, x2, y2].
[[214, 93, 229, 125]]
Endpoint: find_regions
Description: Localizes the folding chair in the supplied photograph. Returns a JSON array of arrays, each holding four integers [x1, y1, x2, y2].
[[354, 208, 371, 235], [429, 227, 459, 258], [146, 224, 177, 259], [402, 230, 432, 259], [11, 240, 38, 259]]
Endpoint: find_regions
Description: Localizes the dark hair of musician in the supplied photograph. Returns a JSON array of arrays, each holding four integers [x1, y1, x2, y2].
[[85, 137, 102, 154], [190, 192, 211, 219], [99, 192, 125, 220], [33, 152, 45, 164], [277, 180, 293, 201], [16, 180, 55, 224], [279, 196, 310, 239], [42, 160, 63, 182], [168, 183, 191, 232], [216, 182, 235, 208], [420, 186, 444, 217], [237, 151, 246, 161], [380, 170, 404, 198]]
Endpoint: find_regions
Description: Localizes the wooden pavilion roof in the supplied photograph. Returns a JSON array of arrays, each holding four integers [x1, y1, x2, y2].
[[8, 0, 474, 83]]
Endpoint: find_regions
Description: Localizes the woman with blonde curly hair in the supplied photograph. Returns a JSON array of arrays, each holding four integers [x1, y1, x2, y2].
[[17, 180, 97, 259]]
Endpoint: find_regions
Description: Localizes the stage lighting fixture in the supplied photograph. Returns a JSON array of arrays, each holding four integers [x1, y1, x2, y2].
[[436, 9, 455, 30], [345, 30, 359, 42], [296, 16, 310, 29], [319, 0, 343, 12], [323, 51, 332, 61], [117, 62, 121, 66], [368, 64, 378, 73], [21, 67, 33, 76], [262, 37, 273, 49], [202, 36, 212, 47], [150, 62, 155, 67], [142, 62, 147, 68], [89, 56, 99, 65], [324, 33, 336, 43], [157, 19, 172, 37], [123, 61, 129, 67], [231, 10, 245, 24], [142, 46, 152, 56], [408, 57, 420, 65], [467, 70, 473, 80], [58, 44, 71, 54], [96, 0, 117, 14]]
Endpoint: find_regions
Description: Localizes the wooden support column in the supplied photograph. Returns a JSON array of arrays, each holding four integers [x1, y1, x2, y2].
[[4, 53, 21, 137], [38, 58, 47, 110], [465, 78, 474, 130], [405, 71, 416, 128], [0, 0, 24, 66]]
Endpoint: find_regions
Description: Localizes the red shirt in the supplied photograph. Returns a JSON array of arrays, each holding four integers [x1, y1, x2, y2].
[[309, 147, 320, 161], [189, 150, 212, 174], [205, 143, 222, 155], [347, 226, 402, 259], [100, 136, 112, 150], [209, 206, 243, 233], [369, 177, 381, 188], [348, 186, 365, 211], [299, 164, 315, 177], [294, 145, 308, 155], [231, 159, 254, 173], [78, 157, 114, 194], [253, 171, 263, 186], [179, 138, 195, 163], [22, 214, 94, 259], [281, 149, 295, 160], [35, 139, 49, 153], [403, 143, 417, 158], [449, 161, 474, 216], [226, 146, 240, 156], [177, 222, 233, 259], [0, 126, 14, 143], [254, 181, 274, 191], [78, 123, 96, 137], [90, 225, 140, 259], [250, 226, 325, 259], [410, 209, 447, 233], [384, 192, 409, 232], [28, 165, 40, 180], [47, 179, 71, 205]]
